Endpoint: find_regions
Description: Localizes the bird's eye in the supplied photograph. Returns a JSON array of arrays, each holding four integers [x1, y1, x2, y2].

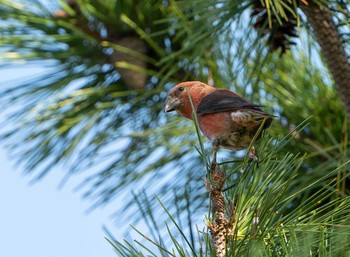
[[178, 86, 184, 92]]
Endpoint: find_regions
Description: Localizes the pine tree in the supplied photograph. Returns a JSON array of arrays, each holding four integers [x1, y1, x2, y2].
[[0, 0, 349, 255]]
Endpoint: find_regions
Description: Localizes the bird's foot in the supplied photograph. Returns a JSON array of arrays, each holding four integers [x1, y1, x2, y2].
[[206, 160, 225, 191], [211, 159, 218, 172], [249, 146, 259, 166]]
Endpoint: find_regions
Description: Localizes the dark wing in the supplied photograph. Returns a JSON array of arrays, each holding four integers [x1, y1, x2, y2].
[[197, 89, 262, 115]]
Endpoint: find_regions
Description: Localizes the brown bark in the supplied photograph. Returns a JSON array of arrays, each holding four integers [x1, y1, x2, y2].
[[301, 1, 350, 119], [111, 36, 148, 90], [206, 165, 227, 257]]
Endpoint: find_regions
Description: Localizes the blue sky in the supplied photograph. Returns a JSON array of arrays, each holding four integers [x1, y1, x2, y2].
[[0, 65, 119, 257], [0, 146, 117, 257]]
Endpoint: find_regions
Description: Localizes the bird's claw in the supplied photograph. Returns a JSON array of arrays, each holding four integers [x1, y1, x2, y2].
[[249, 146, 259, 166], [211, 160, 218, 172]]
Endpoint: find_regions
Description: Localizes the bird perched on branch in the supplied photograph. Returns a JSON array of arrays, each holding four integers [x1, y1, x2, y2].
[[164, 81, 273, 166]]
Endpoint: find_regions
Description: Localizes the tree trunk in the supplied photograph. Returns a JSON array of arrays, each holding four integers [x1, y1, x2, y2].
[[301, 1, 350, 119]]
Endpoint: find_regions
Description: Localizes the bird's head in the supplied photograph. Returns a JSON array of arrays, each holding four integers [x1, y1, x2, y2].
[[164, 81, 213, 119]]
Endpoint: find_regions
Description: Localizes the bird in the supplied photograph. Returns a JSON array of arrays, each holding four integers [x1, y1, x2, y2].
[[164, 81, 273, 166]]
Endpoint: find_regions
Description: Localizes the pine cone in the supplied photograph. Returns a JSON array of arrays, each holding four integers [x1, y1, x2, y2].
[[251, 0, 299, 54]]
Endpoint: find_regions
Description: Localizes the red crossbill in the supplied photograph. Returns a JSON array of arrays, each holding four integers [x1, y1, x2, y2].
[[165, 81, 272, 165]]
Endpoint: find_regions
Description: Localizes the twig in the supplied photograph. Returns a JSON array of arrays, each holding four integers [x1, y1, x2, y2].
[[205, 164, 228, 257]]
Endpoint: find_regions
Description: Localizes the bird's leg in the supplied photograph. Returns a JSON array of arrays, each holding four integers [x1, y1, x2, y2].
[[211, 139, 220, 171], [212, 148, 218, 169]]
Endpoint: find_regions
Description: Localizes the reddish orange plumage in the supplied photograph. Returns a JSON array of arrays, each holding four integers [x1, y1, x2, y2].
[[165, 81, 272, 164]]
